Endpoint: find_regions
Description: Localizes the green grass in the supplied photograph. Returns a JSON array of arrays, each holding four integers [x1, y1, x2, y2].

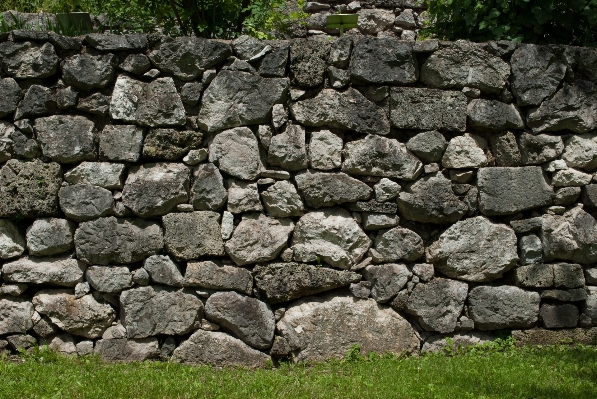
[[1, 342, 596, 399]]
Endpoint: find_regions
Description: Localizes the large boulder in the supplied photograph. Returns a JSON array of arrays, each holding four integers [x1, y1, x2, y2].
[[162, 211, 224, 261], [254, 262, 361, 304], [0, 297, 35, 335], [171, 329, 270, 367], [295, 170, 372, 208], [33, 289, 115, 338], [276, 295, 420, 362], [122, 163, 189, 217], [94, 338, 160, 362], [0, 219, 25, 259], [421, 42, 510, 94], [397, 172, 467, 224], [61, 53, 115, 91], [190, 163, 228, 211], [208, 127, 262, 180], [74, 217, 163, 265], [291, 208, 371, 269], [58, 184, 113, 222], [184, 261, 253, 295], [64, 162, 125, 190], [2, 256, 85, 287], [205, 291, 275, 349], [0, 41, 59, 79], [373, 228, 424, 263], [541, 206, 597, 264], [467, 99, 524, 131], [477, 167, 553, 215], [34, 115, 96, 163], [148, 37, 231, 80], [197, 70, 288, 132], [0, 159, 62, 218], [26, 218, 75, 256], [290, 88, 390, 135], [120, 286, 203, 338], [363, 263, 411, 303], [225, 213, 294, 266], [289, 39, 329, 87], [390, 88, 467, 132], [350, 38, 418, 85], [342, 134, 423, 180], [468, 286, 540, 330], [427, 216, 518, 282]]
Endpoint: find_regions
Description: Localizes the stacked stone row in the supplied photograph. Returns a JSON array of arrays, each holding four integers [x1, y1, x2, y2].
[[0, 30, 597, 366]]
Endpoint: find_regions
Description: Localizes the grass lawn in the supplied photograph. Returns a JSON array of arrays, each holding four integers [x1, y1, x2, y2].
[[1, 340, 596, 399]]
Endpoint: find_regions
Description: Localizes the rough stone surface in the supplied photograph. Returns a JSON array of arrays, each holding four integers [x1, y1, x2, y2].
[[59, 184, 113, 222], [261, 180, 304, 217], [86, 33, 148, 51], [259, 45, 289, 78], [226, 180, 262, 214], [209, 127, 261, 180], [374, 178, 401, 202], [308, 130, 343, 170], [0, 78, 22, 118], [162, 212, 224, 261], [99, 125, 144, 162], [142, 129, 202, 161], [85, 266, 133, 293], [562, 134, 597, 170], [468, 286, 540, 330], [268, 123, 308, 171], [357, 9, 396, 35], [405, 131, 447, 163], [490, 131, 522, 167], [64, 162, 125, 190], [61, 53, 115, 91], [191, 163, 227, 211], [295, 170, 372, 208], [350, 38, 418, 85], [373, 227, 424, 263], [540, 303, 579, 329], [519, 234, 543, 265], [442, 134, 488, 169], [184, 261, 252, 295], [0, 41, 59, 79], [512, 328, 597, 346], [0, 297, 34, 335], [0, 219, 25, 259], [552, 169, 593, 187], [143, 255, 183, 287], [363, 263, 411, 303], [541, 207, 597, 264], [2, 256, 85, 287], [15, 85, 56, 120], [467, 99, 524, 131], [289, 39, 329, 87], [34, 115, 95, 163], [119, 54, 151, 75], [95, 338, 160, 362], [519, 132, 564, 165]]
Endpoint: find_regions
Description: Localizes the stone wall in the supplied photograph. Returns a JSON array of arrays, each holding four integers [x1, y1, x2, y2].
[[0, 31, 597, 366]]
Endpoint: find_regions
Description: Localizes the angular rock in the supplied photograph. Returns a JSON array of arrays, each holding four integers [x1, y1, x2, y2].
[[342, 134, 423, 180], [467, 99, 524, 131], [397, 172, 467, 224], [74, 217, 163, 265], [208, 127, 261, 180], [95, 338, 160, 362], [48, 333, 77, 355], [120, 286, 203, 338], [76, 93, 109, 116], [308, 129, 342, 170], [405, 131, 447, 163], [119, 53, 151, 75], [99, 125, 144, 162], [363, 263, 411, 303], [405, 278, 468, 333], [490, 131, 522, 167], [0, 297, 34, 335], [552, 168, 593, 187], [142, 129, 202, 161], [15, 85, 56, 120], [540, 303, 579, 328], [227, 179, 262, 214], [0, 78, 22, 117], [143, 255, 183, 287], [374, 178, 401, 202], [64, 162, 125, 190], [6, 334, 36, 350], [26, 219, 74, 257], [268, 123, 308, 171], [477, 166, 553, 216], [373, 227, 424, 263], [390, 88, 467, 132], [162, 211, 224, 261], [190, 163, 227, 211], [519, 132, 564, 165], [184, 261, 252, 295], [85, 33, 147, 51], [292, 208, 371, 269], [261, 180, 304, 217], [260, 44, 289, 78], [427, 216, 519, 282], [541, 207, 597, 264], [232, 35, 271, 61], [295, 170, 372, 208], [519, 234, 543, 265], [329, 36, 352, 68], [468, 285, 540, 330], [85, 266, 133, 293], [442, 134, 488, 169], [180, 82, 202, 106], [422, 331, 496, 352], [34, 115, 95, 163], [363, 213, 399, 230], [290, 88, 390, 135], [552, 263, 585, 288], [562, 134, 597, 170], [59, 184, 113, 222], [276, 295, 419, 362], [289, 39, 329, 87], [0, 41, 59, 79], [514, 264, 554, 288], [555, 186, 582, 206], [61, 53, 115, 91], [584, 287, 597, 325], [350, 38, 418, 85], [0, 219, 25, 259], [122, 162, 189, 217], [2, 256, 85, 287], [33, 289, 115, 338]]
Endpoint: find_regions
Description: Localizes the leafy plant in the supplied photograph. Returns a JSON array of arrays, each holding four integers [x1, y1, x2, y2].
[[423, 0, 597, 47]]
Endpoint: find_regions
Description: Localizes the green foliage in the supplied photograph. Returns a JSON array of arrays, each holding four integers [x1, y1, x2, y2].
[[423, 0, 597, 46]]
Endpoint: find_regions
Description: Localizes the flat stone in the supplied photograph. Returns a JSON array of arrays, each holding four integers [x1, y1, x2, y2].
[[85, 266, 133, 293], [162, 211, 224, 261], [442, 134, 488, 169], [0, 297, 34, 335], [467, 99, 524, 131], [59, 184, 113, 222], [295, 170, 372, 208], [2, 255, 85, 287], [422, 331, 496, 352], [142, 129, 202, 161], [99, 125, 144, 163], [94, 338, 160, 362], [6, 334, 36, 350], [0, 284, 27, 296], [362, 213, 399, 230], [232, 35, 271, 61], [348, 200, 397, 213], [261, 180, 304, 217], [64, 162, 125, 190], [61, 53, 115, 91], [183, 149, 208, 166], [553, 263, 585, 288], [468, 285, 540, 330], [190, 163, 227, 211], [552, 169, 593, 187], [357, 8, 395, 35], [512, 327, 597, 346], [541, 207, 597, 264], [268, 123, 308, 171], [0, 219, 25, 259], [363, 263, 411, 303], [519, 132, 564, 165], [350, 38, 418, 85], [85, 33, 148, 51], [34, 115, 95, 163], [208, 127, 261, 180], [75, 93, 110, 116], [0, 41, 59, 79], [184, 261, 253, 295], [373, 227, 424, 263], [540, 303, 579, 329]]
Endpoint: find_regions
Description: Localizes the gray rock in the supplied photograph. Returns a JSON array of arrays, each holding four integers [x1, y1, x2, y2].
[[527, 80, 597, 133], [15, 85, 56, 120], [514, 264, 554, 288], [132, 268, 150, 286], [292, 208, 371, 269], [59, 184, 113, 222], [329, 36, 352, 68], [0, 159, 62, 218], [32, 316, 59, 338], [64, 162, 125, 190], [374, 178, 401, 202], [99, 125, 144, 163], [468, 285, 540, 330], [363, 263, 411, 303], [2, 256, 85, 286], [289, 39, 329, 87], [0, 78, 22, 117], [25, 218, 75, 256], [6, 334, 36, 350], [421, 42, 509, 94], [0, 219, 25, 259], [120, 286, 203, 338], [85, 33, 147, 51], [390, 87, 467, 132], [271, 103, 288, 129], [586, 267, 597, 285], [442, 134, 488, 169], [0, 284, 27, 296], [143, 255, 184, 287], [205, 291, 274, 349], [261, 180, 304, 217], [208, 127, 261, 180], [562, 134, 597, 170], [405, 278, 468, 334], [76, 340, 94, 356], [277, 294, 419, 362], [412, 263, 434, 282], [94, 338, 160, 362], [259, 45, 289, 78], [511, 44, 567, 106], [397, 172, 467, 224], [197, 70, 288, 132], [148, 37, 231, 81], [225, 213, 294, 266], [61, 53, 115, 91], [362, 213, 399, 230], [553, 263, 585, 288], [34, 115, 95, 163], [357, 8, 395, 34], [342, 134, 423, 180], [184, 261, 252, 295], [142, 129, 202, 161], [326, 67, 347, 88], [180, 82, 203, 106], [74, 93, 109, 115], [55, 86, 77, 109], [350, 281, 371, 299], [422, 331, 496, 352], [172, 329, 270, 367], [33, 289, 115, 338], [490, 131, 522, 166], [162, 211, 224, 261], [0, 41, 58, 79], [0, 297, 34, 335], [405, 131, 447, 163], [254, 262, 361, 304], [295, 170, 372, 208], [427, 216, 519, 282], [477, 166, 553, 216], [374, 227, 424, 263], [519, 234, 543, 265], [85, 266, 133, 293], [552, 168, 593, 187], [540, 303, 578, 329], [74, 217, 163, 265], [227, 180, 262, 214], [232, 35, 271, 61], [308, 129, 343, 170], [190, 163, 227, 211], [75, 282, 91, 298], [268, 123, 308, 171], [541, 207, 597, 264], [122, 162, 189, 217], [350, 38, 418, 85], [183, 149, 208, 166], [257, 125, 273, 150], [467, 99, 524, 131], [519, 132, 564, 165], [584, 287, 597, 324], [290, 88, 390, 135], [119, 54, 151, 75]]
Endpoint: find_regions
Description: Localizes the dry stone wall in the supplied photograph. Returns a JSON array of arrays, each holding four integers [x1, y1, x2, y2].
[[1, 31, 597, 365]]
